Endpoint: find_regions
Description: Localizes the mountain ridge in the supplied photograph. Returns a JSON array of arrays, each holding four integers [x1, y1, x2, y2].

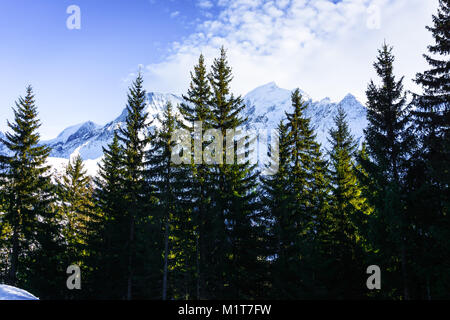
[[0, 83, 368, 175]]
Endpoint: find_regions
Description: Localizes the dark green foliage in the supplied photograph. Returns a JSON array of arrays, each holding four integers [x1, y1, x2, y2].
[[56, 155, 95, 299], [260, 120, 295, 298], [116, 72, 160, 299], [0, 86, 64, 299], [261, 90, 331, 299], [86, 73, 160, 300], [179, 54, 213, 127], [321, 107, 371, 299], [85, 133, 129, 299], [205, 48, 262, 299], [177, 54, 214, 299], [361, 43, 414, 299], [146, 102, 195, 300], [0, 20, 447, 299], [57, 155, 94, 260], [409, 0, 450, 299], [274, 89, 329, 298]]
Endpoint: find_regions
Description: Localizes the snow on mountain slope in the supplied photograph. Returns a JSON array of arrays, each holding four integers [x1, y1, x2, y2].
[[243, 82, 310, 128], [0, 84, 367, 175], [0, 284, 39, 300], [43, 121, 102, 159], [46, 156, 102, 180], [0, 93, 184, 176], [43, 93, 184, 161], [46, 121, 101, 146], [243, 82, 367, 151], [305, 93, 367, 149]]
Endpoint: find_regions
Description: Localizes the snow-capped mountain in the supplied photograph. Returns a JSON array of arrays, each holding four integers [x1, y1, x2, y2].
[[43, 92, 184, 161], [0, 83, 367, 175], [44, 121, 102, 159], [243, 82, 367, 150]]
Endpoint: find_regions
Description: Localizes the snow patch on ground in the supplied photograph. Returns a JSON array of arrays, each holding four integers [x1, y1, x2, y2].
[[0, 285, 39, 300]]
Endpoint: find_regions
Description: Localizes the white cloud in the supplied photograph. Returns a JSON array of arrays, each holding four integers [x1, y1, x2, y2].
[[197, 0, 214, 9], [170, 11, 180, 18], [142, 0, 439, 103]]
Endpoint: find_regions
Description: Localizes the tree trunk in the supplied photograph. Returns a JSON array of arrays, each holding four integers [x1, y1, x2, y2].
[[400, 238, 409, 300], [196, 232, 201, 300], [127, 216, 134, 300], [8, 233, 19, 286], [8, 208, 20, 286], [162, 214, 169, 300], [197, 186, 205, 300]]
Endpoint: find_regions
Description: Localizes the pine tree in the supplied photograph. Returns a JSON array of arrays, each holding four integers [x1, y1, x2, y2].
[[281, 88, 329, 298], [409, 0, 450, 299], [116, 72, 158, 299], [308, 131, 331, 298], [146, 102, 195, 300], [206, 47, 261, 299], [259, 120, 295, 298], [57, 155, 94, 264], [362, 43, 414, 299], [86, 133, 128, 299], [0, 86, 64, 298], [323, 106, 371, 298], [178, 54, 213, 299], [179, 54, 212, 127]]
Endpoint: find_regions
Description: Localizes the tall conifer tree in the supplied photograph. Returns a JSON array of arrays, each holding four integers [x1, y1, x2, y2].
[[323, 107, 371, 298], [362, 43, 414, 299], [207, 47, 261, 299], [146, 102, 195, 300], [260, 120, 295, 298], [57, 155, 93, 263], [409, 0, 450, 298], [178, 54, 213, 299], [116, 72, 158, 299], [86, 133, 128, 299], [282, 89, 329, 298], [0, 86, 63, 298]]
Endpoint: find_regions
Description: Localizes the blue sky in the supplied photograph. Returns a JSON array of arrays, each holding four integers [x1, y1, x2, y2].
[[0, 0, 220, 139], [0, 0, 438, 139]]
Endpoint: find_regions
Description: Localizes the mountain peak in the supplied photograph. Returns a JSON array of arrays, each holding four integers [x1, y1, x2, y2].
[[318, 97, 332, 104], [245, 82, 291, 100], [79, 121, 100, 130], [148, 91, 171, 99], [249, 82, 284, 93], [341, 93, 358, 104], [261, 81, 278, 89], [147, 91, 180, 102], [45, 121, 101, 146]]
